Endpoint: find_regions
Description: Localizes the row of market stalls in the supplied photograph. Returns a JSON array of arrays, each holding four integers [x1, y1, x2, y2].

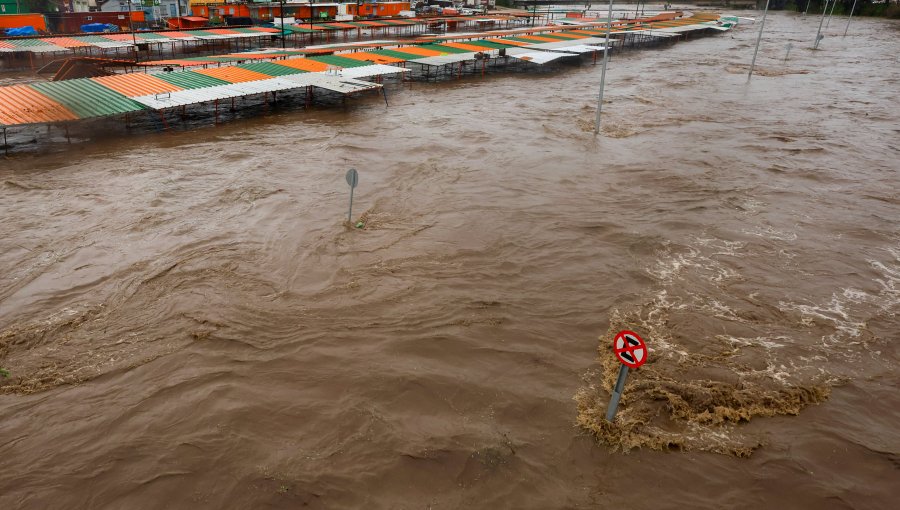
[[0, 13, 735, 150], [133, 14, 730, 71], [0, 15, 530, 70]]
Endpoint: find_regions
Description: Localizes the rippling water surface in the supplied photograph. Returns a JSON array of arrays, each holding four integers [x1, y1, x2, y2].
[[1, 11, 898, 509]]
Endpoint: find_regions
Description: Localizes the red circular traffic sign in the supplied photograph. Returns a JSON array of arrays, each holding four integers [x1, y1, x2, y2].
[[613, 330, 648, 369]]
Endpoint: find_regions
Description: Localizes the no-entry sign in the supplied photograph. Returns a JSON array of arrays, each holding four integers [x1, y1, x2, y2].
[[613, 330, 647, 369]]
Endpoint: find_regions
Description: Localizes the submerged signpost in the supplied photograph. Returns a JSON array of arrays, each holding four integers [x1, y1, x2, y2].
[[605, 330, 648, 422], [844, 0, 859, 37], [814, 0, 830, 49], [345, 168, 359, 223], [593, 0, 614, 135], [747, 0, 771, 81], [825, 0, 838, 29]]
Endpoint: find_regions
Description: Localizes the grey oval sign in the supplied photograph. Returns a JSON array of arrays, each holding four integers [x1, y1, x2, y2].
[[345, 168, 359, 189]]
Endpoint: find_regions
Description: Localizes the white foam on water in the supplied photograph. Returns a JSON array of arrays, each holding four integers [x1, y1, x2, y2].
[[869, 246, 900, 312], [741, 225, 798, 242], [648, 244, 741, 286], [718, 335, 787, 350], [779, 294, 866, 343], [694, 236, 746, 257]]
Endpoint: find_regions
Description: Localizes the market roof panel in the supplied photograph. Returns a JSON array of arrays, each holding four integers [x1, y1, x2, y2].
[[30, 79, 144, 119], [0, 85, 78, 126], [91, 73, 185, 98]]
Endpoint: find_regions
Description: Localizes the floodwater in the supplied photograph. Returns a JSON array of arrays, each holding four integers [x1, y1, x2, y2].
[[1, 11, 898, 509]]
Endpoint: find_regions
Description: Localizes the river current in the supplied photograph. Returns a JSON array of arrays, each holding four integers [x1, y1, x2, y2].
[[1, 10, 898, 509]]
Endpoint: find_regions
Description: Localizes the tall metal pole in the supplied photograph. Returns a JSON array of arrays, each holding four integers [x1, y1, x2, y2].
[[825, 0, 837, 28], [843, 0, 859, 37], [605, 365, 630, 422], [279, 0, 286, 49], [814, 0, 830, 49], [748, 0, 770, 81], [129, 0, 137, 61], [803, 0, 812, 15], [593, 0, 614, 135]]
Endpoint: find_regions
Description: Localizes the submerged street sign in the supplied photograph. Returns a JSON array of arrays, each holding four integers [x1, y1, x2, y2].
[[606, 330, 649, 422], [345, 168, 359, 223], [345, 168, 359, 189], [613, 330, 647, 369]]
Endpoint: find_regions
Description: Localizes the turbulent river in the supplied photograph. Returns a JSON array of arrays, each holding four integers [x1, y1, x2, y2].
[[1, 10, 898, 509]]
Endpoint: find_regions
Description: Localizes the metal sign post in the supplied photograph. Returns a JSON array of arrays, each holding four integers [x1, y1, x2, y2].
[[825, 0, 838, 29], [747, 0, 771, 81], [345, 168, 359, 222], [593, 0, 614, 135], [605, 330, 648, 422], [784, 42, 794, 62], [844, 0, 859, 37], [814, 0, 830, 50]]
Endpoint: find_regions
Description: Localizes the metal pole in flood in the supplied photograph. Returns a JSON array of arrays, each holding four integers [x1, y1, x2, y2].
[[605, 365, 630, 422], [748, 0, 771, 81], [345, 168, 359, 223], [826, 0, 838, 29], [593, 0, 614, 135], [804, 0, 812, 15], [814, 0, 830, 49], [844, 0, 859, 37]]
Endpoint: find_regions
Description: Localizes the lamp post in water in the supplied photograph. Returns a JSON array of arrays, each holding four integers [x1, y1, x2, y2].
[[748, 0, 770, 81], [593, 0, 614, 135]]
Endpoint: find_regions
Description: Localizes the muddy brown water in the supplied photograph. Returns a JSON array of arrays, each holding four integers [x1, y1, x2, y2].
[[1, 12, 898, 509]]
